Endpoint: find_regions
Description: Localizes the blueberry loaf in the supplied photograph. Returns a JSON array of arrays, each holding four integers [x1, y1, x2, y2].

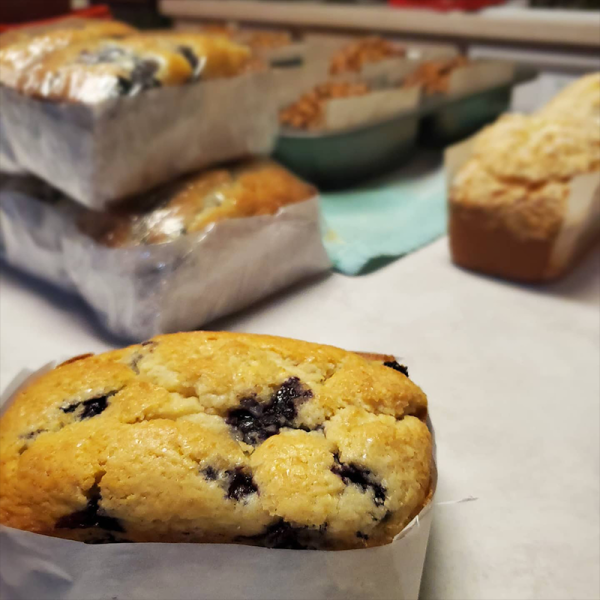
[[77, 160, 316, 247], [0, 19, 136, 88], [0, 332, 432, 549], [449, 73, 600, 282], [0, 22, 253, 103]]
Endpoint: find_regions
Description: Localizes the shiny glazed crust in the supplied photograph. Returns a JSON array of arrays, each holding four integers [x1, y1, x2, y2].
[[77, 161, 317, 247], [0, 22, 252, 103], [0, 332, 432, 550], [0, 20, 136, 88]]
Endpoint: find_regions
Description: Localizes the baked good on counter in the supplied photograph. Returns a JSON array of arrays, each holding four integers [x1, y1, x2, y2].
[[0, 332, 432, 549], [0, 21, 253, 103], [449, 74, 600, 282], [77, 160, 316, 247]]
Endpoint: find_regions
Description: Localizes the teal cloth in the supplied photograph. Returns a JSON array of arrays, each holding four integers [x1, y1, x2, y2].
[[320, 151, 447, 275]]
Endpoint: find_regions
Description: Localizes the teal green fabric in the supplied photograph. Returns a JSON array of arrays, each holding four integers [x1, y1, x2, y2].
[[320, 151, 447, 275]]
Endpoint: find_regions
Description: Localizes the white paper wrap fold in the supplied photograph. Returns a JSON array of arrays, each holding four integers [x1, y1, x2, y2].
[[0, 365, 436, 600], [0, 180, 331, 341], [0, 70, 279, 209]]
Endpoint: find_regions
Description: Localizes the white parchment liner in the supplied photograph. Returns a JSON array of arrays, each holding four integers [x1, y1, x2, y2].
[[0, 114, 23, 175], [0, 363, 436, 600], [445, 134, 600, 279], [0, 69, 279, 209], [275, 57, 516, 132], [445, 60, 516, 97], [0, 179, 331, 341], [322, 86, 420, 132], [274, 39, 457, 111]]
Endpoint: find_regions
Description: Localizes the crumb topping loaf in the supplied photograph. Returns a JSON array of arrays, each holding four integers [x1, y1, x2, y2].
[[448, 72, 600, 282], [470, 113, 600, 187], [0, 332, 432, 549], [76, 161, 316, 247], [450, 156, 569, 241], [0, 20, 253, 103], [450, 77, 600, 242]]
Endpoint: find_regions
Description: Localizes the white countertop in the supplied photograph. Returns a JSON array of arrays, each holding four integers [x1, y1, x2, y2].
[[1, 238, 599, 600]]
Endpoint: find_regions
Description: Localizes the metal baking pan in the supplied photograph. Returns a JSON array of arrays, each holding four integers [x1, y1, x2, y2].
[[274, 64, 537, 189]]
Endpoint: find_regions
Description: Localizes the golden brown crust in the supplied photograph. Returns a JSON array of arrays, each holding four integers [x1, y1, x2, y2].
[[450, 157, 570, 243], [450, 201, 600, 282], [77, 161, 316, 247], [471, 114, 600, 185], [0, 19, 135, 50], [449, 202, 556, 282], [0, 20, 136, 89], [0, 24, 252, 103], [139, 31, 252, 79], [0, 332, 432, 549]]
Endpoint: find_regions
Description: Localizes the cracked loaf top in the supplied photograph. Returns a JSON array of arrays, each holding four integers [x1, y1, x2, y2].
[[0, 332, 432, 550], [0, 19, 254, 103]]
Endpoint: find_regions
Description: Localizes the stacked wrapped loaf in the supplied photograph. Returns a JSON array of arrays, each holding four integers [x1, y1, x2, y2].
[[0, 19, 253, 103]]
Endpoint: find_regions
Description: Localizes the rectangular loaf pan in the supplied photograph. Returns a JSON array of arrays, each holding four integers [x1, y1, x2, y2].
[[0, 70, 279, 210], [0, 173, 331, 341], [275, 62, 537, 189]]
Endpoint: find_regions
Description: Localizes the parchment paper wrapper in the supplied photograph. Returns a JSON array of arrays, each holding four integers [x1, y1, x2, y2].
[[322, 86, 420, 132], [275, 64, 422, 132], [0, 115, 23, 175], [0, 70, 279, 210], [0, 363, 436, 600], [445, 60, 516, 97], [304, 35, 457, 65], [0, 178, 331, 341], [274, 39, 457, 110], [445, 134, 600, 280], [276, 56, 515, 133]]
